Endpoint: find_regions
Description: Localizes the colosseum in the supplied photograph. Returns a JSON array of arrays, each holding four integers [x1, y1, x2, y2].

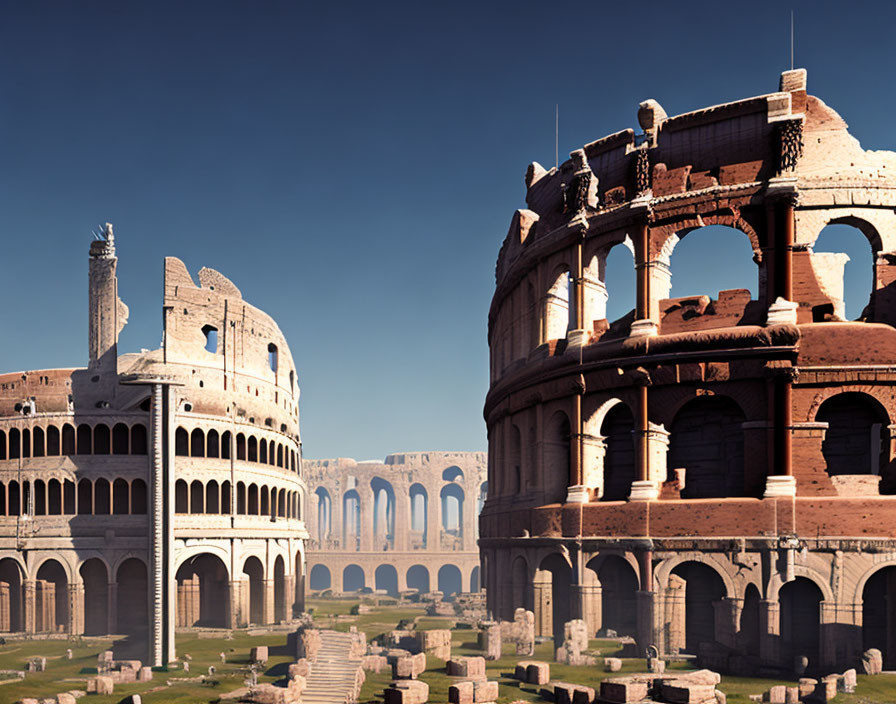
[[481, 68, 896, 676], [305, 452, 486, 599], [0, 227, 308, 665]]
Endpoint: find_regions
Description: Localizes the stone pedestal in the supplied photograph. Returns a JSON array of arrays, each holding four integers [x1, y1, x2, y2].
[[628, 480, 659, 501], [764, 475, 797, 498]]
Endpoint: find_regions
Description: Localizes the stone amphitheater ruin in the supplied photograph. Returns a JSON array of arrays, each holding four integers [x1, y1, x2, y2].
[[0, 228, 308, 665], [482, 68, 896, 676], [305, 452, 486, 599]]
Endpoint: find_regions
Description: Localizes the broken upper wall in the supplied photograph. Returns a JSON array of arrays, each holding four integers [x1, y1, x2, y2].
[[495, 69, 896, 282]]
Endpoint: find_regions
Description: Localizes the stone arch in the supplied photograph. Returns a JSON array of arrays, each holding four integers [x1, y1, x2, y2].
[[309, 564, 331, 591], [79, 558, 108, 636], [0, 557, 24, 632], [511, 555, 530, 612], [176, 553, 230, 628], [375, 564, 399, 597], [670, 560, 727, 655], [779, 577, 823, 672], [861, 565, 896, 668], [243, 556, 265, 625], [438, 564, 463, 599], [407, 565, 430, 594], [190, 480, 204, 513], [116, 558, 148, 643], [293, 550, 304, 616], [175, 480, 188, 513], [409, 484, 427, 548], [370, 477, 395, 550], [35, 558, 69, 632], [544, 263, 572, 342], [815, 392, 890, 481], [534, 553, 573, 644], [600, 402, 636, 501], [469, 565, 480, 593], [273, 555, 286, 622], [588, 554, 638, 637], [343, 489, 361, 550], [739, 583, 761, 656], [668, 395, 746, 498], [112, 423, 129, 454], [544, 409, 571, 503], [343, 564, 365, 592], [440, 483, 465, 541]]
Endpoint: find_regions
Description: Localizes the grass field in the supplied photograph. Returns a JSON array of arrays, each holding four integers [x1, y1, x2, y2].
[[2, 598, 896, 703]]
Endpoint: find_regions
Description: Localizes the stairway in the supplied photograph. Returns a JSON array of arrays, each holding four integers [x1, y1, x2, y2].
[[301, 630, 363, 704]]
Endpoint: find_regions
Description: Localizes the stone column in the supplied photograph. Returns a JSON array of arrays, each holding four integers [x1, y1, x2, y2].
[[359, 486, 374, 552], [819, 601, 837, 672], [107, 582, 117, 634], [714, 597, 741, 650], [646, 423, 670, 485], [21, 580, 35, 634], [581, 433, 606, 500], [533, 571, 552, 638], [631, 216, 658, 338], [393, 487, 410, 552], [426, 481, 440, 553], [69, 582, 84, 635], [263, 578, 275, 625], [759, 599, 780, 666], [636, 589, 657, 653], [230, 580, 244, 628], [630, 384, 659, 500]]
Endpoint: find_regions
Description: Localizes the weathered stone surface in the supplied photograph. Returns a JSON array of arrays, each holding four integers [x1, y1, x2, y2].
[[446, 656, 485, 678], [416, 629, 452, 661], [525, 662, 550, 685], [251, 646, 269, 664], [798, 678, 818, 697], [362, 655, 389, 673], [95, 676, 114, 695], [553, 682, 595, 704], [479, 622, 501, 661], [660, 679, 716, 704], [841, 668, 857, 693], [55, 694, 77, 704], [449, 681, 474, 704], [136, 666, 153, 682], [600, 679, 648, 704], [384, 679, 429, 704], [26, 657, 46, 672], [290, 627, 321, 661], [513, 609, 535, 656], [472, 680, 498, 703], [603, 657, 622, 672], [392, 652, 426, 680]]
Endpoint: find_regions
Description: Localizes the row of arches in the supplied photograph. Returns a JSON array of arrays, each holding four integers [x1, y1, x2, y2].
[[174, 427, 299, 474], [0, 423, 147, 460], [514, 551, 896, 672], [0, 478, 147, 516], [493, 221, 881, 377], [0, 556, 146, 638], [308, 562, 478, 599], [495, 390, 893, 502], [315, 468, 486, 550], [174, 479, 302, 519]]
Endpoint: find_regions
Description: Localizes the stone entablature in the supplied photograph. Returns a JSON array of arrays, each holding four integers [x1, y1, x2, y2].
[[0, 227, 308, 666], [483, 69, 896, 677], [305, 452, 485, 597]]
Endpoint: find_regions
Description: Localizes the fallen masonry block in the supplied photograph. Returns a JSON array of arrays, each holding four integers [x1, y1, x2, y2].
[[526, 662, 550, 685], [862, 648, 882, 675], [392, 652, 426, 679], [599, 678, 648, 704], [798, 679, 817, 698], [659, 679, 716, 704], [137, 666, 153, 682], [55, 694, 77, 704], [384, 679, 430, 704], [472, 680, 498, 702], [251, 646, 269, 664], [362, 655, 388, 673], [603, 657, 622, 672], [88, 676, 114, 695], [416, 629, 452, 660], [26, 657, 46, 672], [552, 682, 595, 704], [447, 656, 485, 678], [449, 681, 474, 704]]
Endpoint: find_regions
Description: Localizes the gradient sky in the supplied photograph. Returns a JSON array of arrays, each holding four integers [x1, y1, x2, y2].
[[1, 1, 894, 460]]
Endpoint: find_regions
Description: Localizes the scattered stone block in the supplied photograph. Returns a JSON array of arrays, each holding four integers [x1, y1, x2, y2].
[[289, 626, 322, 660], [600, 678, 648, 704], [473, 680, 498, 702], [525, 662, 550, 685], [384, 679, 429, 704], [94, 676, 114, 695], [137, 666, 152, 682], [479, 622, 501, 661], [513, 608, 535, 656], [798, 678, 817, 697], [65, 649, 73, 660], [446, 656, 485, 678], [26, 657, 46, 672], [863, 648, 883, 675], [603, 657, 622, 672], [251, 646, 269, 664], [660, 679, 716, 703], [416, 629, 452, 660], [784, 687, 799, 703], [553, 682, 595, 704], [392, 652, 426, 680], [841, 668, 857, 693], [763, 685, 787, 703], [362, 655, 389, 673], [449, 681, 474, 704], [55, 694, 77, 704]]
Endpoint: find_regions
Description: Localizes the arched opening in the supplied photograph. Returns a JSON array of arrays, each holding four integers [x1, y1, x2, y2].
[[739, 583, 761, 657], [94, 478, 110, 514], [77, 479, 92, 515], [248, 484, 259, 514], [259, 439, 268, 464], [61, 424, 75, 455], [76, 424, 91, 454], [175, 427, 188, 456], [669, 396, 746, 498], [371, 477, 395, 550], [175, 480, 188, 513], [309, 564, 331, 591], [812, 222, 875, 321], [243, 557, 265, 624], [375, 564, 399, 597], [442, 466, 464, 482], [817, 393, 889, 482], [592, 555, 638, 637], [236, 482, 246, 514], [511, 557, 529, 612], [601, 404, 636, 501], [112, 479, 129, 515], [407, 565, 430, 594], [80, 559, 108, 635], [343, 564, 365, 592], [670, 561, 726, 655], [93, 424, 110, 454], [315, 488, 331, 539], [206, 481, 220, 514], [507, 425, 522, 494], [131, 479, 147, 514], [603, 242, 637, 329], [206, 429, 220, 458], [34, 479, 46, 515], [438, 564, 463, 600], [47, 426, 60, 456], [268, 342, 278, 372], [862, 566, 896, 669], [116, 558, 148, 643], [36, 560, 69, 632], [293, 551, 304, 616], [0, 559, 24, 631], [112, 424, 129, 455], [190, 480, 204, 514], [131, 424, 147, 455], [544, 411, 571, 503], [202, 324, 218, 353], [47, 478, 62, 515], [779, 577, 822, 672], [63, 480, 75, 514], [343, 490, 361, 550], [8, 481, 20, 516], [32, 427, 45, 457], [236, 433, 246, 460], [176, 554, 230, 628], [190, 429, 205, 458], [440, 484, 464, 545], [470, 566, 480, 592], [248, 436, 258, 462], [274, 555, 286, 622], [668, 225, 759, 311], [534, 554, 572, 644], [260, 486, 270, 516], [221, 481, 231, 514]]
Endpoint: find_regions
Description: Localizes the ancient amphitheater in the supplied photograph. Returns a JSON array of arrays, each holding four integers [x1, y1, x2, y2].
[[482, 68, 896, 675], [0, 228, 308, 664], [305, 452, 486, 599]]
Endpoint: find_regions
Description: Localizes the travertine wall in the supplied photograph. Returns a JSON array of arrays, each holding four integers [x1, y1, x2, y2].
[[305, 452, 486, 598], [483, 69, 896, 676], [0, 230, 308, 665]]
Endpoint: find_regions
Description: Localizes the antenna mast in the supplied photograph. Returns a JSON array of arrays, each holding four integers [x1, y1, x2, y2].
[[790, 10, 794, 70], [555, 104, 559, 169]]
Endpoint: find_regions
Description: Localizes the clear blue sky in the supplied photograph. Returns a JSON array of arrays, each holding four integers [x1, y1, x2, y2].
[[1, 1, 893, 459]]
